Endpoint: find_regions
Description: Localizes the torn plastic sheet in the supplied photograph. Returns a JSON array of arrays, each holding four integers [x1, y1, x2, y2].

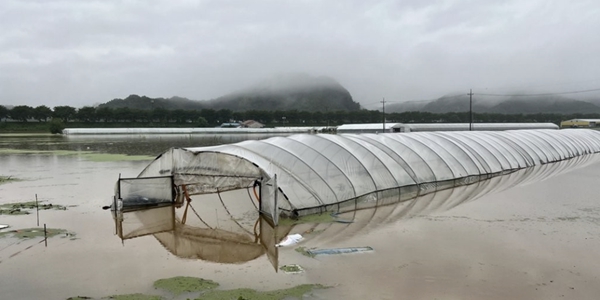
[[276, 233, 303, 247]]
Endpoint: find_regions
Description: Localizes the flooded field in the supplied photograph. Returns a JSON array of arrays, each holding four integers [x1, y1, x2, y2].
[[1, 133, 600, 299]]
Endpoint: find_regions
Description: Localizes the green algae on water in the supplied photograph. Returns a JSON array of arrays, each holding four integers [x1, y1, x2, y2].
[[0, 175, 19, 185], [279, 264, 304, 274], [80, 153, 154, 162], [0, 148, 153, 162], [0, 227, 69, 240], [196, 284, 326, 300], [103, 294, 163, 300], [68, 278, 327, 300], [0, 201, 67, 215], [153, 276, 219, 295], [295, 247, 316, 258], [278, 213, 335, 226]]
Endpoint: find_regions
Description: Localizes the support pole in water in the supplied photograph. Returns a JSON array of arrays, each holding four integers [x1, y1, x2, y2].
[[36, 194, 39, 226], [44, 223, 47, 247]]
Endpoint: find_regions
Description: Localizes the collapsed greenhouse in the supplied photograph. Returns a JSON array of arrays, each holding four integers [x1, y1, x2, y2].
[[114, 129, 600, 226]]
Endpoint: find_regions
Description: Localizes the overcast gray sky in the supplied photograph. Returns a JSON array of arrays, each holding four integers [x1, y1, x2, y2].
[[2, 0, 600, 109]]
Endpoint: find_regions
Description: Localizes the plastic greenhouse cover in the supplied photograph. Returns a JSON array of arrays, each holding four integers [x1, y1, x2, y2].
[[135, 129, 600, 216]]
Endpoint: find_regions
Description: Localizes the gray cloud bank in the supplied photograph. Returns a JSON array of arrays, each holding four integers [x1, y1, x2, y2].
[[1, 0, 600, 108]]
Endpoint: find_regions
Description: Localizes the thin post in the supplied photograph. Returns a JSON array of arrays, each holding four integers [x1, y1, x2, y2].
[[468, 89, 474, 131], [35, 194, 39, 226], [44, 223, 47, 247], [381, 97, 386, 132]]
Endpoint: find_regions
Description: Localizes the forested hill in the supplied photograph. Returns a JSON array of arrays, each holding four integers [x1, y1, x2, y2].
[[387, 94, 600, 114], [99, 74, 360, 112]]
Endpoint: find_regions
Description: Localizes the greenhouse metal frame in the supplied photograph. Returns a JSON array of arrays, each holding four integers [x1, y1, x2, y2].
[[124, 129, 600, 224]]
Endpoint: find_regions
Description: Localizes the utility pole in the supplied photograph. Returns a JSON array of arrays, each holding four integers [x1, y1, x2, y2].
[[381, 97, 386, 133], [468, 89, 474, 131]]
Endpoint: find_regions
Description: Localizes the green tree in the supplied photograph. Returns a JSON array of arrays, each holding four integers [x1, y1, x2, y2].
[[9, 105, 34, 122], [53, 106, 76, 122], [76, 106, 97, 122], [0, 105, 8, 121], [200, 109, 217, 125], [33, 105, 53, 122], [96, 107, 114, 122], [151, 107, 169, 123], [49, 118, 65, 134], [196, 116, 209, 127]]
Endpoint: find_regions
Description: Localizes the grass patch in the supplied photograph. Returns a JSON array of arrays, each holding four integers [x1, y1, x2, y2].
[[0, 227, 68, 239], [0, 201, 67, 215], [153, 276, 219, 295], [197, 284, 325, 300]]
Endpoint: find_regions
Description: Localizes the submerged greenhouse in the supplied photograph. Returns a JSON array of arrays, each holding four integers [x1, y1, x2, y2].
[[114, 129, 600, 225]]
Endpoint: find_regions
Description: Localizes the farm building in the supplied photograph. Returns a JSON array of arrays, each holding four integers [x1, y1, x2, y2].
[[560, 119, 600, 128]]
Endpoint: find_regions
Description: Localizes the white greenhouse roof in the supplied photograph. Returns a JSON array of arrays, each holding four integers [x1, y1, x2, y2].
[[398, 123, 558, 132], [137, 129, 600, 217], [337, 123, 400, 130]]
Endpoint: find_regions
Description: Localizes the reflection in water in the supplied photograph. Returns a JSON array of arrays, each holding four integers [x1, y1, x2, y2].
[[112, 154, 600, 268], [114, 202, 290, 269]]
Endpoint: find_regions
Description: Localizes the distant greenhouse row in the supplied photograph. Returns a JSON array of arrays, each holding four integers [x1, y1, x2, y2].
[[64, 122, 559, 135]]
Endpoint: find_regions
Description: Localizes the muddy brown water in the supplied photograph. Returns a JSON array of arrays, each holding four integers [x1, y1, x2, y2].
[[1, 134, 600, 299]]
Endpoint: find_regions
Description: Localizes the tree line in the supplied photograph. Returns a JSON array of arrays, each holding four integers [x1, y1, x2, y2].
[[0, 104, 595, 128]]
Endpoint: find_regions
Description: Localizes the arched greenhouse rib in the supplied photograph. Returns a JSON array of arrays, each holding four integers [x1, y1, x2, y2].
[[136, 129, 600, 217]]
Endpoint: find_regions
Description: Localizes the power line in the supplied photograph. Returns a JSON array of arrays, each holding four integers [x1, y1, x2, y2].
[[478, 87, 600, 97]]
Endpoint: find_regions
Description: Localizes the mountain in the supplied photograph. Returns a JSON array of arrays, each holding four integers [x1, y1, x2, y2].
[[99, 74, 360, 112], [491, 96, 600, 114], [100, 95, 205, 110], [387, 94, 600, 114]]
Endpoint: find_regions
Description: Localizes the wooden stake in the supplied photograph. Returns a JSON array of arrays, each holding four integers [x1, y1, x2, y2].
[[36, 194, 39, 226]]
